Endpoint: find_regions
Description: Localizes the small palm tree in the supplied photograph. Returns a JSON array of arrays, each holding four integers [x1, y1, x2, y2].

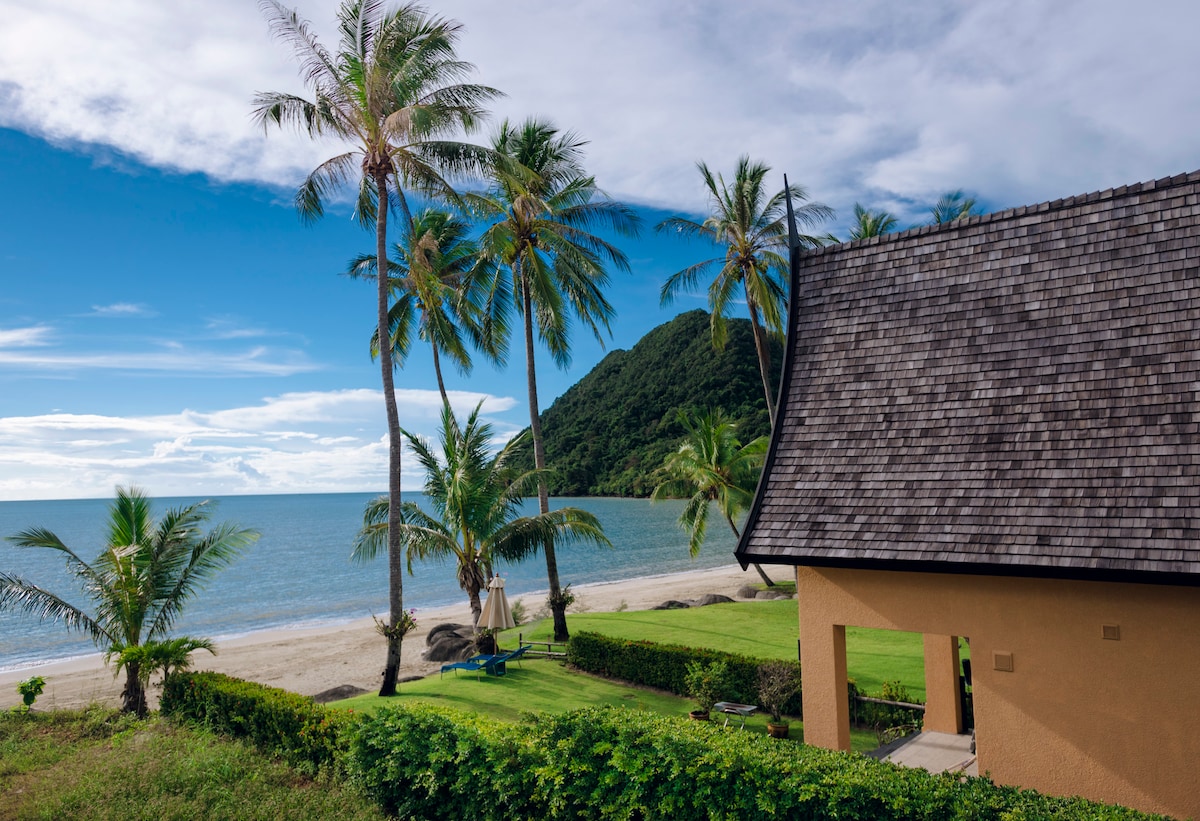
[[354, 402, 610, 629], [658, 157, 833, 426], [652, 408, 773, 584], [0, 487, 258, 716], [929, 190, 980, 224], [848, 203, 898, 240], [347, 208, 498, 406], [470, 117, 640, 641], [255, 0, 499, 696]]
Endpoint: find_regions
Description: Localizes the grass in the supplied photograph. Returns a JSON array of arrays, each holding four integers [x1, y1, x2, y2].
[[0, 706, 385, 821], [504, 599, 938, 699], [335, 656, 880, 753]]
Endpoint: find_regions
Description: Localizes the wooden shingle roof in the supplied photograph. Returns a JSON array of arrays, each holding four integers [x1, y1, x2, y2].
[[736, 171, 1200, 584]]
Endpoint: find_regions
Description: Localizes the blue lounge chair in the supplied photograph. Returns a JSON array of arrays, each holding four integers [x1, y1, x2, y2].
[[440, 653, 505, 680]]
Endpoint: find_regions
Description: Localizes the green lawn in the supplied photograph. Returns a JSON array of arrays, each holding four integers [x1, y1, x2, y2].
[[335, 657, 880, 753], [503, 599, 938, 699]]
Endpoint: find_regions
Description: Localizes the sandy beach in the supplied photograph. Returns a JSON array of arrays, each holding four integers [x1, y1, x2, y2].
[[0, 563, 783, 712]]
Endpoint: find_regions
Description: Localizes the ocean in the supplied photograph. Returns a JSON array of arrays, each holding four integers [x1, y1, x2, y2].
[[0, 493, 739, 672]]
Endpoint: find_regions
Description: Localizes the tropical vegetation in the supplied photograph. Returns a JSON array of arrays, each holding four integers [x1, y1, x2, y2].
[[352, 402, 609, 629], [930, 189, 981, 224], [848, 202, 898, 240], [468, 116, 641, 641], [254, 0, 499, 696], [0, 486, 258, 715], [509, 308, 776, 496], [658, 156, 833, 426], [347, 207, 497, 407]]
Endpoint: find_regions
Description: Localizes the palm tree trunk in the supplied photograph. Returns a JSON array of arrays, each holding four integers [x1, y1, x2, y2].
[[724, 514, 775, 586], [375, 169, 404, 697], [522, 274, 569, 641], [747, 301, 777, 427], [431, 341, 450, 408], [121, 663, 147, 717]]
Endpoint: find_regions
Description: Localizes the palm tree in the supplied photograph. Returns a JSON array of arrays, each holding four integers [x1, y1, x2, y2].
[[651, 408, 772, 584], [658, 157, 833, 427], [929, 190, 980, 224], [347, 208, 499, 407], [848, 203, 898, 240], [254, 0, 498, 696], [469, 117, 640, 641], [0, 486, 258, 716], [353, 402, 610, 629]]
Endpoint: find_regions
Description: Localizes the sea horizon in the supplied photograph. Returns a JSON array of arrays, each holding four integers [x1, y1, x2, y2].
[[0, 491, 739, 672]]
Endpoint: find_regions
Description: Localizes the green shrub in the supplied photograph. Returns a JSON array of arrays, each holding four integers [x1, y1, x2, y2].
[[567, 631, 799, 714], [160, 671, 356, 775], [341, 704, 1165, 820]]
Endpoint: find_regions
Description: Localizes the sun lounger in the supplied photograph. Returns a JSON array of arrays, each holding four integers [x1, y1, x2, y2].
[[440, 653, 506, 679]]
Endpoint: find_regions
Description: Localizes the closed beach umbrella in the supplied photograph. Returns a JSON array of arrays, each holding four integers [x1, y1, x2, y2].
[[480, 575, 515, 631]]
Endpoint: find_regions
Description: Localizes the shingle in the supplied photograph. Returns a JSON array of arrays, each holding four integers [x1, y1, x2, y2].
[[737, 171, 1200, 581]]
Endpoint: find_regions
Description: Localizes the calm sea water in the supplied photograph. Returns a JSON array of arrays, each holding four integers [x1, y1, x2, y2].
[[0, 493, 738, 671]]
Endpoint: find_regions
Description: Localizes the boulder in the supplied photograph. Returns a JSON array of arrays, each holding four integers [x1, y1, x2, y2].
[[735, 585, 759, 599], [755, 589, 791, 600], [651, 600, 690, 610], [691, 593, 734, 607], [426, 622, 471, 645], [310, 684, 367, 703]]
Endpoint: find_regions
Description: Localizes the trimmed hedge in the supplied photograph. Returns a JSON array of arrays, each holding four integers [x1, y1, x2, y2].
[[344, 704, 1167, 820], [567, 631, 802, 715], [160, 671, 356, 775]]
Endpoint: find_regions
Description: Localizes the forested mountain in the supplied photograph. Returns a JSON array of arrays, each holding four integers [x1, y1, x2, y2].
[[509, 310, 779, 497]]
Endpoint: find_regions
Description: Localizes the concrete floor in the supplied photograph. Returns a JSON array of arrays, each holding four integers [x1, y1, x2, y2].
[[878, 731, 978, 776]]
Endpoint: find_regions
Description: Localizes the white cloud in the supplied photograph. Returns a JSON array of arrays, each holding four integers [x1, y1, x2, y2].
[[88, 302, 155, 317], [0, 387, 522, 500], [0, 326, 51, 347], [1, 0, 1196, 224], [0, 345, 318, 376]]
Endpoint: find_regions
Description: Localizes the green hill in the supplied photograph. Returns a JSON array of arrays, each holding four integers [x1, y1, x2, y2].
[[511, 309, 778, 497]]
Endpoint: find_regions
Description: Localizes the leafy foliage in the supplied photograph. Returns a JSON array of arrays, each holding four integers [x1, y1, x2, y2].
[[510, 309, 777, 496], [161, 671, 357, 776], [0, 486, 257, 715], [566, 630, 795, 714], [342, 703, 1166, 820]]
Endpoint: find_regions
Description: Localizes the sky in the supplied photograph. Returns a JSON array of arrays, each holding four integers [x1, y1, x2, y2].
[[1, 0, 1198, 501]]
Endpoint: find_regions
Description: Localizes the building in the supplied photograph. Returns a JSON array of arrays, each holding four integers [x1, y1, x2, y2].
[[736, 171, 1200, 818]]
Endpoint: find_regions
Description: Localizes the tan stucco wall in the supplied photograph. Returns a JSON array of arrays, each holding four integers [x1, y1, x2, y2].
[[796, 565, 1200, 820]]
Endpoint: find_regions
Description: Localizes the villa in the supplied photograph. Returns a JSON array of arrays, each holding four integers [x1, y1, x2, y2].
[[736, 171, 1200, 818]]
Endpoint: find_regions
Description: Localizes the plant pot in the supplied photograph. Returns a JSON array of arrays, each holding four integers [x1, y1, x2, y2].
[[689, 710, 710, 721], [767, 722, 790, 739]]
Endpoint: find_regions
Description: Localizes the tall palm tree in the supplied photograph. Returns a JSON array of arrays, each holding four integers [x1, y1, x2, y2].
[[254, 0, 498, 696], [470, 117, 640, 641], [929, 190, 980, 224], [651, 409, 770, 582], [848, 203, 898, 240], [658, 157, 833, 427], [0, 486, 258, 716], [347, 208, 499, 407], [353, 402, 609, 629]]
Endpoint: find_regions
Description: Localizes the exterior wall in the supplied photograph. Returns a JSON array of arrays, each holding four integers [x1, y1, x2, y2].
[[797, 565, 1200, 819]]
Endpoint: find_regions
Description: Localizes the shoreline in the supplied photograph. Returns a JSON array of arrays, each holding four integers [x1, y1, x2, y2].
[[0, 563, 780, 711]]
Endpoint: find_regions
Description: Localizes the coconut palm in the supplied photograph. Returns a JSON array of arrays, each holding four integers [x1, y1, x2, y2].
[[353, 402, 610, 629], [254, 0, 498, 696], [848, 203, 898, 240], [347, 208, 499, 407], [651, 408, 772, 583], [0, 486, 258, 716], [929, 190, 980, 224], [469, 117, 640, 641], [658, 157, 833, 426]]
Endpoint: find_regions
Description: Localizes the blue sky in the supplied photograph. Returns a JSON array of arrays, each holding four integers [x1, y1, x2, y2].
[[1, 0, 1198, 500]]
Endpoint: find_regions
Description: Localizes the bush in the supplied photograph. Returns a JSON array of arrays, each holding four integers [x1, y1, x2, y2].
[[567, 631, 800, 715], [160, 671, 356, 775], [342, 704, 1165, 820]]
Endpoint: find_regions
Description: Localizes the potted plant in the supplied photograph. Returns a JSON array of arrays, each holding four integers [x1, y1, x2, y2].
[[757, 661, 801, 738], [684, 660, 729, 720]]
